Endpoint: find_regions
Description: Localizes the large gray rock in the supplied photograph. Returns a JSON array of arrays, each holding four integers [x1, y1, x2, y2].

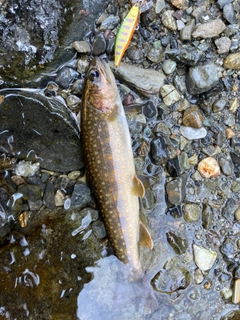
[[0, 89, 84, 172], [186, 64, 219, 95]]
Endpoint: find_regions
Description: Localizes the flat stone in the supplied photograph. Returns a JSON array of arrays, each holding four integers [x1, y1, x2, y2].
[[72, 41, 91, 54], [192, 19, 226, 39], [110, 62, 166, 97], [180, 126, 207, 140], [160, 85, 181, 106]]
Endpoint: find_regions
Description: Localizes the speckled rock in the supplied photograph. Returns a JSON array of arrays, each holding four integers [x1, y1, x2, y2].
[[198, 157, 221, 178], [170, 0, 189, 10], [161, 10, 177, 31], [182, 106, 203, 128], [183, 203, 201, 222], [186, 64, 219, 95], [180, 19, 196, 41], [192, 19, 226, 39], [224, 53, 240, 70]]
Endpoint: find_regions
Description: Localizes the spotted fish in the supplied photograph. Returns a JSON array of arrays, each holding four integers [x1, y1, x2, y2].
[[114, 3, 140, 67], [81, 57, 153, 276]]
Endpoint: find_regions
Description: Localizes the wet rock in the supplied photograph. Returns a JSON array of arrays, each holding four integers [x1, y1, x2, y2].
[[0, 90, 83, 172], [214, 37, 231, 55], [54, 189, 65, 207], [221, 238, 238, 262], [202, 146, 218, 157], [71, 183, 92, 208], [92, 220, 107, 239], [224, 53, 240, 70], [147, 47, 163, 63], [153, 122, 171, 135], [232, 279, 240, 304], [150, 137, 168, 164], [234, 206, 240, 221], [161, 10, 177, 31], [212, 98, 228, 112], [182, 106, 203, 128], [92, 33, 107, 56], [180, 126, 207, 140], [142, 102, 157, 119], [170, 0, 189, 10], [223, 3, 237, 24], [43, 182, 55, 209], [218, 158, 233, 176], [183, 203, 201, 222], [72, 41, 91, 54], [99, 14, 120, 30], [110, 62, 166, 97], [222, 198, 238, 222], [166, 47, 203, 67], [221, 310, 240, 320], [17, 184, 42, 202], [194, 268, 204, 284], [166, 158, 181, 177], [186, 64, 219, 95], [56, 67, 80, 89], [15, 161, 40, 177], [68, 171, 81, 180], [151, 257, 191, 293], [198, 157, 220, 178], [217, 0, 234, 8], [160, 85, 181, 106], [192, 19, 226, 39], [162, 59, 177, 75], [127, 45, 144, 62], [167, 205, 182, 219], [66, 95, 81, 111], [166, 175, 186, 205], [166, 231, 188, 254], [193, 244, 217, 271], [180, 19, 196, 41], [202, 204, 213, 229], [230, 152, 240, 178]]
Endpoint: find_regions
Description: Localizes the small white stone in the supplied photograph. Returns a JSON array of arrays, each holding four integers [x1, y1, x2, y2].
[[193, 244, 217, 271], [180, 126, 207, 140]]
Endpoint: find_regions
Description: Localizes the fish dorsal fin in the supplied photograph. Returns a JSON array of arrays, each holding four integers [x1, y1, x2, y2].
[[132, 174, 145, 198], [139, 220, 153, 249]]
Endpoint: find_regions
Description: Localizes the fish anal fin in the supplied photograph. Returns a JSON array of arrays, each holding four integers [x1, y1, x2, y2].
[[132, 174, 145, 198], [139, 220, 153, 249]]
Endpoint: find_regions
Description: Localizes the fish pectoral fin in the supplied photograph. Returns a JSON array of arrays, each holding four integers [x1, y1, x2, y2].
[[139, 220, 153, 249], [108, 102, 120, 121], [132, 174, 145, 198]]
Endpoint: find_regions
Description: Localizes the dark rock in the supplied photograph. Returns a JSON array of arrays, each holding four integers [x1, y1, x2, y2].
[[55, 67, 80, 89], [166, 175, 186, 205], [0, 90, 84, 172], [92, 33, 107, 56], [142, 101, 157, 119], [186, 64, 219, 95], [71, 183, 92, 208], [219, 158, 233, 176], [167, 205, 182, 219], [220, 238, 238, 263], [166, 47, 203, 67], [223, 3, 237, 24], [166, 231, 188, 254], [43, 182, 55, 209], [166, 158, 181, 177], [17, 184, 42, 201], [150, 137, 168, 164], [92, 220, 107, 239], [222, 198, 238, 222], [202, 204, 213, 229], [127, 45, 144, 62]]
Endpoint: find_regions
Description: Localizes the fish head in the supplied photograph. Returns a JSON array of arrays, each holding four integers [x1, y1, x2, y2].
[[83, 57, 118, 114]]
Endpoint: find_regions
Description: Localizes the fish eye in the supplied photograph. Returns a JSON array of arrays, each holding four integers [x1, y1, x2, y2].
[[88, 68, 100, 82]]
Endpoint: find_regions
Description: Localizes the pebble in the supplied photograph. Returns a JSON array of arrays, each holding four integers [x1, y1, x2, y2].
[[161, 10, 177, 31], [166, 47, 202, 67], [162, 59, 177, 75], [127, 45, 144, 62], [160, 85, 181, 106], [155, 0, 166, 13], [223, 3, 237, 24], [183, 203, 201, 222], [92, 220, 107, 239], [218, 158, 233, 176], [194, 268, 204, 284], [212, 98, 228, 112], [202, 204, 213, 229], [182, 106, 203, 128], [226, 128, 235, 139], [15, 161, 40, 177], [154, 122, 171, 135], [229, 98, 239, 113], [150, 137, 168, 164], [217, 0, 234, 9], [66, 95, 81, 111], [198, 157, 221, 178], [11, 175, 25, 186], [180, 126, 207, 140], [193, 244, 217, 271], [99, 14, 120, 30], [214, 37, 231, 54], [56, 67, 79, 89], [17, 184, 42, 202], [186, 64, 219, 95], [224, 53, 240, 70], [110, 62, 166, 97], [180, 19, 195, 41], [54, 189, 65, 207], [92, 33, 107, 56], [192, 19, 226, 39], [72, 41, 91, 54], [71, 183, 92, 208], [68, 171, 81, 180], [221, 287, 233, 300], [170, 0, 189, 10], [147, 47, 163, 63], [77, 59, 89, 74], [234, 206, 240, 221], [166, 175, 186, 205]]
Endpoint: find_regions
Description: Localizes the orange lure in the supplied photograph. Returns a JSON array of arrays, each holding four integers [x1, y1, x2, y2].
[[114, 3, 140, 67]]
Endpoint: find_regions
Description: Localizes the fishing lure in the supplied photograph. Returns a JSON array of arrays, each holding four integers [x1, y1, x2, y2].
[[114, 3, 140, 67]]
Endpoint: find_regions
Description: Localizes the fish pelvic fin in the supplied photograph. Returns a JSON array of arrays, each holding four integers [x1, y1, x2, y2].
[[132, 174, 145, 198], [139, 219, 153, 249]]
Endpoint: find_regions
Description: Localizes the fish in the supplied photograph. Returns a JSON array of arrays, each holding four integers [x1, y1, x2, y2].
[[81, 57, 153, 278], [114, 3, 140, 67]]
